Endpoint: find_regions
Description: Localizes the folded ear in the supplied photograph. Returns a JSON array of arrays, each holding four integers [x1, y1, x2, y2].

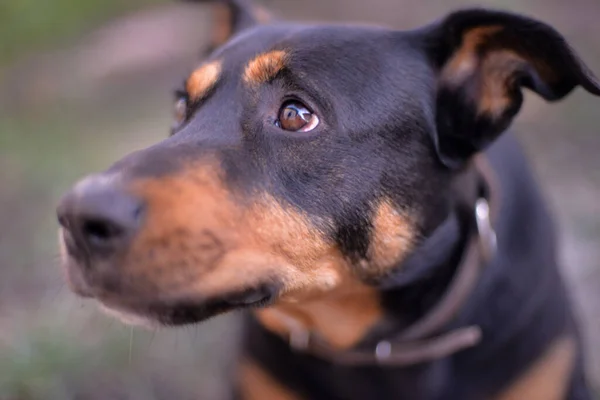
[[420, 8, 600, 168], [184, 0, 272, 53]]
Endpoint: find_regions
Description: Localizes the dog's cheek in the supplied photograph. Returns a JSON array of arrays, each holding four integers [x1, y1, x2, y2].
[[360, 198, 417, 280], [240, 196, 347, 299], [121, 164, 244, 296]]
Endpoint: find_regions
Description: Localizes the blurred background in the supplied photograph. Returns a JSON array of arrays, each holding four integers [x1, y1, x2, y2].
[[0, 0, 598, 398]]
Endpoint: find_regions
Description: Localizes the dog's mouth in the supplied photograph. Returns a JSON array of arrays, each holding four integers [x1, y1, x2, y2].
[[77, 276, 279, 327], [60, 237, 280, 327], [95, 284, 279, 327]]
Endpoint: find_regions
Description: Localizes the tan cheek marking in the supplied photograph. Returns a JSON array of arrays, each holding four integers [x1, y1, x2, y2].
[[244, 50, 287, 85], [126, 161, 243, 297], [365, 199, 416, 276], [493, 337, 576, 400], [233, 196, 382, 349], [186, 60, 222, 101], [238, 359, 303, 400], [127, 175, 344, 300], [127, 171, 381, 349]]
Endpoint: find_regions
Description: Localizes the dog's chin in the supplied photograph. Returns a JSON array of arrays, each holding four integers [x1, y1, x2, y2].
[[92, 283, 279, 328], [98, 303, 161, 328]]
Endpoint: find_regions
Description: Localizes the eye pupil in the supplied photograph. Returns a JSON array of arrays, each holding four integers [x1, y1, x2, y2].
[[285, 108, 298, 120], [278, 101, 318, 132]]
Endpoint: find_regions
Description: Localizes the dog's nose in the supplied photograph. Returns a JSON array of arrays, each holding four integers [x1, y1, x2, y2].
[[57, 175, 144, 257]]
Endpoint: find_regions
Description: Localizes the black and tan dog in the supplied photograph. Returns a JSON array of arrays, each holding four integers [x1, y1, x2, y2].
[[57, 1, 600, 398]]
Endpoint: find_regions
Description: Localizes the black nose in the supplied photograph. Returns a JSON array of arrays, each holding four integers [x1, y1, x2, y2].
[[57, 175, 144, 258]]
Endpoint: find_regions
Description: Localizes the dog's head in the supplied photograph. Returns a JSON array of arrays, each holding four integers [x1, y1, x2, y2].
[[57, 1, 599, 327]]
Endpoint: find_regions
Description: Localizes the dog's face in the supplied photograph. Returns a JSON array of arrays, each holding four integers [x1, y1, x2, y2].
[[57, 4, 599, 326]]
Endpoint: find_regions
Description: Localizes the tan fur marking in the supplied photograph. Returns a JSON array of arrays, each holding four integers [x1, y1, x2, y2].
[[477, 51, 526, 118], [442, 26, 504, 85], [104, 161, 388, 347], [255, 282, 382, 349], [441, 26, 524, 118], [210, 3, 271, 48], [186, 60, 222, 101], [367, 199, 416, 275], [493, 337, 576, 400], [238, 359, 303, 400], [212, 3, 233, 47], [253, 198, 417, 349], [122, 161, 346, 302], [244, 50, 287, 85], [252, 5, 272, 24]]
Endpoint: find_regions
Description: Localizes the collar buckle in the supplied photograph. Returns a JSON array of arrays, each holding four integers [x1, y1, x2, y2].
[[375, 340, 393, 362]]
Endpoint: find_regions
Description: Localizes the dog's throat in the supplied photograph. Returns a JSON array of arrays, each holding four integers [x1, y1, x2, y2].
[[253, 282, 383, 350]]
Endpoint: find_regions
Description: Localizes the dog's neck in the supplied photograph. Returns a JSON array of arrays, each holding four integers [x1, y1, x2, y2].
[[255, 281, 384, 349], [253, 163, 481, 350]]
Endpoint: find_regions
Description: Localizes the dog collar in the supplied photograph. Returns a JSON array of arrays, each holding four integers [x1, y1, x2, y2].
[[281, 155, 499, 366]]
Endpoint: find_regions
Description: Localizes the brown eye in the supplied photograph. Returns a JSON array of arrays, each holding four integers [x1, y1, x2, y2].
[[277, 101, 319, 132], [174, 97, 187, 126]]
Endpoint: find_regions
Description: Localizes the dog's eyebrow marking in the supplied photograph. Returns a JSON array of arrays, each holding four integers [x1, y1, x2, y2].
[[186, 60, 222, 101], [244, 50, 288, 85]]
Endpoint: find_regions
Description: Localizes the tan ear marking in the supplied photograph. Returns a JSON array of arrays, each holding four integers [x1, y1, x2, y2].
[[252, 4, 273, 24], [186, 60, 222, 101], [244, 50, 288, 85], [440, 25, 525, 118], [212, 3, 234, 48], [441, 25, 504, 86]]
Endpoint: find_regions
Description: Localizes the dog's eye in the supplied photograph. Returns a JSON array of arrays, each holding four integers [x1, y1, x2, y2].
[[276, 101, 319, 132], [174, 97, 188, 126]]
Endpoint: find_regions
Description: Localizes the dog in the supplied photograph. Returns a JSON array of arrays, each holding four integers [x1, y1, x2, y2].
[[57, 1, 600, 398]]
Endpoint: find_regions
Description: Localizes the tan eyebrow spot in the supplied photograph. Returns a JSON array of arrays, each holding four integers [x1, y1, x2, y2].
[[244, 50, 288, 85], [186, 60, 222, 101]]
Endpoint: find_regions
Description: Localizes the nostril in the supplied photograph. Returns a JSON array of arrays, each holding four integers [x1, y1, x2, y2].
[[82, 218, 125, 244]]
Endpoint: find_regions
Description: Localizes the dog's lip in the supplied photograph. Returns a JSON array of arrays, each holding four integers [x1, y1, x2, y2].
[[60, 251, 95, 298], [95, 284, 279, 326]]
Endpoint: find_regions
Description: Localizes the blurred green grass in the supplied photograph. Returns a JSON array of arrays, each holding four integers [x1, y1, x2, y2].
[[0, 0, 159, 65]]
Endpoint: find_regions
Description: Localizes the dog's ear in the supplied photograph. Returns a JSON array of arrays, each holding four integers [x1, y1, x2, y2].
[[184, 0, 272, 52], [418, 9, 600, 168]]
